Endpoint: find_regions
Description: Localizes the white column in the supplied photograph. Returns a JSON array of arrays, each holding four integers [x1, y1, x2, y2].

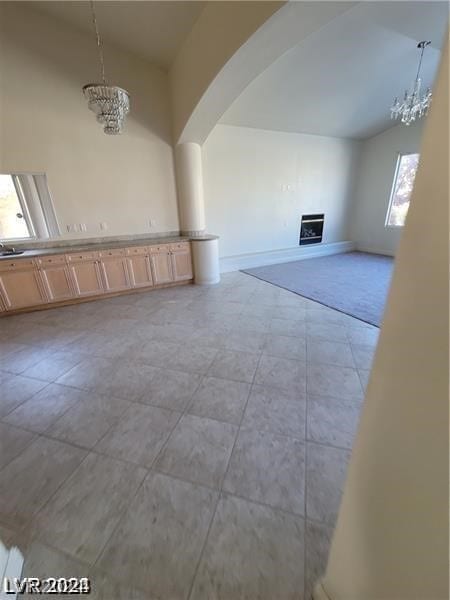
[[175, 142, 206, 236], [314, 41, 449, 600], [191, 236, 220, 285], [175, 142, 220, 284]]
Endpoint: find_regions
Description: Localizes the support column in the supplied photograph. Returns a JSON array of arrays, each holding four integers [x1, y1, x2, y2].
[[175, 142, 220, 284], [313, 41, 448, 600], [175, 142, 206, 237]]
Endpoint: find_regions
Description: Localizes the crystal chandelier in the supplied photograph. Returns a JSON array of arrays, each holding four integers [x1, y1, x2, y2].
[[83, 0, 130, 134], [390, 41, 432, 126]]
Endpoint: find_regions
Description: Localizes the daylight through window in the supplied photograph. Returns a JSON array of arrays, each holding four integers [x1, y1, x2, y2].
[[386, 153, 420, 227], [0, 175, 32, 240]]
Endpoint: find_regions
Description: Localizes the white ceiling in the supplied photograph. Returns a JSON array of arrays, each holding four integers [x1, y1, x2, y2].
[[28, 1, 205, 70], [220, 1, 448, 140]]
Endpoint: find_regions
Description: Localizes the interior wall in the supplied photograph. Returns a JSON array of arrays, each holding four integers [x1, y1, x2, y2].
[[202, 124, 360, 258], [349, 119, 424, 256], [0, 3, 179, 240], [319, 38, 448, 600], [169, 1, 284, 143]]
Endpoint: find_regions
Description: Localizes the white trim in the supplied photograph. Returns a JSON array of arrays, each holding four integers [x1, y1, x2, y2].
[[355, 243, 395, 257], [219, 241, 355, 273]]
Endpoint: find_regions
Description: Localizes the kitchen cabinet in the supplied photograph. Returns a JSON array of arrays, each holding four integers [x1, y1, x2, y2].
[[67, 252, 104, 297], [99, 249, 130, 293], [126, 247, 154, 288], [170, 243, 193, 281], [0, 240, 193, 315], [37, 255, 74, 302], [0, 259, 47, 310], [150, 247, 173, 285]]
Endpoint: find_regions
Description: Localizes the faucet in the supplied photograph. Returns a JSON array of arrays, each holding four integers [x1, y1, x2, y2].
[[0, 242, 18, 254]]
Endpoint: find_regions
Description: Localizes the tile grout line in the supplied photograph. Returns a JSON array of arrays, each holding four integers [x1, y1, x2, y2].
[[88, 373, 205, 579], [185, 346, 262, 600]]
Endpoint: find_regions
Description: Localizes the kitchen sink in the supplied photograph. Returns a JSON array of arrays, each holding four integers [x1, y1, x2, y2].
[[1, 250, 25, 256]]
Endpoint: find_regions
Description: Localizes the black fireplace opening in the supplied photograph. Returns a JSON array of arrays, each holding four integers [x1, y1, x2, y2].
[[299, 213, 324, 245]]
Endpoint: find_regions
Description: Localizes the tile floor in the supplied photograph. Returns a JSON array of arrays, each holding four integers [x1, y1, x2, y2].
[[0, 271, 378, 599]]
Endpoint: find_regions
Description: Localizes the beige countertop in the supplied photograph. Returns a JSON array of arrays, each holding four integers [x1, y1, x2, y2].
[[0, 235, 191, 261]]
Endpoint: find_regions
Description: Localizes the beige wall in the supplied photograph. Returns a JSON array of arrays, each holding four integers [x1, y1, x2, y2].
[[203, 124, 360, 258], [0, 3, 179, 240], [170, 1, 284, 143], [349, 119, 424, 256]]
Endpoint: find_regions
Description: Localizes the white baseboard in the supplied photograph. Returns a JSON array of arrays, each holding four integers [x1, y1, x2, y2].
[[355, 244, 395, 257], [219, 241, 355, 273]]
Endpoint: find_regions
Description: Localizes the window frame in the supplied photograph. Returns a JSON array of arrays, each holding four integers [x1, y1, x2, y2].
[[0, 173, 60, 242], [385, 152, 419, 229], [11, 175, 36, 240]]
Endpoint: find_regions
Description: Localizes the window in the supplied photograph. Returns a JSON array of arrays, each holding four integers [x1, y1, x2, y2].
[[0, 173, 59, 241], [0, 175, 32, 239], [385, 153, 420, 227]]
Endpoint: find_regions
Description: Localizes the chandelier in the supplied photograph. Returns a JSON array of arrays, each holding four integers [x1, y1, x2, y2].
[[83, 0, 130, 134], [390, 41, 432, 126]]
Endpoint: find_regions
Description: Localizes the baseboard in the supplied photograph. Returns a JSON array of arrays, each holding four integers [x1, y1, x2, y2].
[[355, 244, 395, 257], [219, 241, 355, 273]]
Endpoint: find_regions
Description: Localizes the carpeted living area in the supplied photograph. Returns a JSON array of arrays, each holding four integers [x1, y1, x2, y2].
[[242, 251, 394, 327]]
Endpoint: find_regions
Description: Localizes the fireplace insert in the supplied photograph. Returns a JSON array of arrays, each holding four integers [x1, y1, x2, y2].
[[299, 214, 324, 245]]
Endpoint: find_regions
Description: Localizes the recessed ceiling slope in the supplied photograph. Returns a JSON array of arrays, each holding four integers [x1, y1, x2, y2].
[[27, 1, 205, 70], [220, 1, 448, 139]]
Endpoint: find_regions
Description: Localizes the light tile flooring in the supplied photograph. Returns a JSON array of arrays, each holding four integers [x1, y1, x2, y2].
[[0, 272, 378, 599]]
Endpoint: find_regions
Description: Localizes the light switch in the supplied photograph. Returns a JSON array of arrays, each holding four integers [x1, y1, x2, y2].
[[100, 222, 108, 231]]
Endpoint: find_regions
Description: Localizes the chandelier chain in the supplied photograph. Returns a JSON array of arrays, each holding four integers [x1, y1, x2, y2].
[[90, 0, 106, 85]]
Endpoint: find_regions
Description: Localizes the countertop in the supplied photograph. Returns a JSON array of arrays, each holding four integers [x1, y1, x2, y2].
[[0, 235, 190, 261]]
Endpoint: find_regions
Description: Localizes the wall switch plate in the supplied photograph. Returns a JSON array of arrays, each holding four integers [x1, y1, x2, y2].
[[79, 224, 87, 232], [100, 222, 108, 231], [149, 219, 156, 228]]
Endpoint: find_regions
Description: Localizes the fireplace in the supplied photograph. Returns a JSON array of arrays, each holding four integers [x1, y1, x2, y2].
[[299, 214, 324, 245]]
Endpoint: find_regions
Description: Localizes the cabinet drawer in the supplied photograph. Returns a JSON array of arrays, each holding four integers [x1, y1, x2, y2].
[[169, 242, 190, 252], [66, 251, 99, 263], [149, 245, 170, 254], [0, 258, 36, 271], [36, 255, 67, 266], [99, 248, 126, 258], [126, 246, 148, 256]]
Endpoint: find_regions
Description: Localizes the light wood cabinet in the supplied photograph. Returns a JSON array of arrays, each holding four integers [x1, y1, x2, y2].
[[170, 244, 193, 281], [68, 254, 104, 297], [0, 240, 193, 314], [99, 250, 130, 293], [150, 247, 173, 285], [37, 255, 74, 302], [126, 250, 154, 288], [0, 260, 47, 310]]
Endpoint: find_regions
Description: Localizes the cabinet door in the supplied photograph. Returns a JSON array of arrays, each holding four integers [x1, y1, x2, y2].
[[99, 257, 131, 292], [170, 249, 193, 281], [40, 265, 75, 301], [127, 255, 153, 288], [150, 251, 173, 285], [0, 268, 47, 310], [69, 261, 104, 297]]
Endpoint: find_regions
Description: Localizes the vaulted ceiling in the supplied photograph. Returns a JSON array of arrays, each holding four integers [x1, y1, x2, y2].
[[220, 1, 448, 139], [27, 1, 206, 70]]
